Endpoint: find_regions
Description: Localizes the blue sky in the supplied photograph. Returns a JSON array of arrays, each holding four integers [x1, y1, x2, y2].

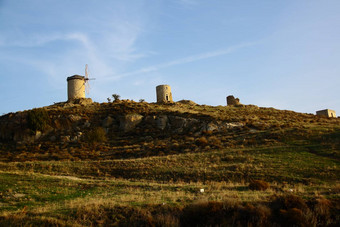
[[1, 0, 339, 115]]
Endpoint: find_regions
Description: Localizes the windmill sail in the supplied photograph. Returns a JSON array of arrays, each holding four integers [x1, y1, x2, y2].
[[84, 64, 95, 95]]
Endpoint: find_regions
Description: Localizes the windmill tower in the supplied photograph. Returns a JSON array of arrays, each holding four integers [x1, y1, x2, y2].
[[156, 85, 173, 103], [67, 64, 94, 101]]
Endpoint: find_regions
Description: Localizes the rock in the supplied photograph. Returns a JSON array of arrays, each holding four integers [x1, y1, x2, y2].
[[68, 115, 82, 122], [201, 121, 244, 132], [205, 122, 219, 132], [119, 114, 143, 132], [225, 122, 244, 128], [144, 115, 156, 125], [83, 121, 91, 128], [177, 100, 197, 105], [61, 135, 70, 143], [156, 115, 168, 130], [78, 98, 93, 105], [227, 95, 241, 106], [168, 116, 187, 129], [102, 116, 114, 128], [71, 136, 79, 142], [68, 98, 93, 105], [35, 131, 42, 140]]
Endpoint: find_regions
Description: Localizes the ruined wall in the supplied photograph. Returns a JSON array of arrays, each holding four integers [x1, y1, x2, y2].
[[316, 109, 336, 118], [67, 75, 85, 101], [227, 95, 241, 106], [156, 85, 173, 103]]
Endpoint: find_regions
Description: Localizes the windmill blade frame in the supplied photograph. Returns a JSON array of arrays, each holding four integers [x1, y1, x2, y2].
[[84, 64, 95, 95]]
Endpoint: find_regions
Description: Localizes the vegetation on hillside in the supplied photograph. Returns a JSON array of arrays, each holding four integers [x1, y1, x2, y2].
[[0, 101, 339, 225]]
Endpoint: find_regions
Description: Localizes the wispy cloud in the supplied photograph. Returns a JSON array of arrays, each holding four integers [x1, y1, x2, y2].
[[107, 42, 256, 81]]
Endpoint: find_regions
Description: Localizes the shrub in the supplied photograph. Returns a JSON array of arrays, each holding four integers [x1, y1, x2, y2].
[[280, 208, 309, 227], [279, 194, 308, 211], [112, 94, 120, 102], [180, 201, 227, 226], [238, 204, 271, 226], [208, 136, 222, 148], [83, 127, 107, 144], [196, 137, 208, 146], [27, 108, 50, 132], [248, 180, 270, 191], [310, 197, 333, 226]]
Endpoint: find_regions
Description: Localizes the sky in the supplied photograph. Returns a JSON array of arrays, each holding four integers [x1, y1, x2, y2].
[[0, 0, 339, 116]]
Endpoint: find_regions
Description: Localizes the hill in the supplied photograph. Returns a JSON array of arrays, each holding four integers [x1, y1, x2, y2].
[[0, 100, 339, 226]]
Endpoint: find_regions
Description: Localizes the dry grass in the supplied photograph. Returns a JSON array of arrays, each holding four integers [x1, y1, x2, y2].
[[0, 168, 339, 226], [0, 101, 339, 225]]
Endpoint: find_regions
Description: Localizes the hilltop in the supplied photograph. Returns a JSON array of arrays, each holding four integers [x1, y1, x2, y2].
[[1, 99, 339, 162], [0, 100, 339, 226]]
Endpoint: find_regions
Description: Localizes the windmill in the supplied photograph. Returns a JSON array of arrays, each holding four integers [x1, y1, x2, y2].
[[84, 64, 95, 95]]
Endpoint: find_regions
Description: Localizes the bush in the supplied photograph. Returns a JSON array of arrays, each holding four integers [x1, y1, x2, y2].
[[83, 127, 107, 144], [248, 180, 270, 191], [280, 208, 309, 227], [196, 137, 208, 146], [27, 108, 50, 132], [180, 201, 228, 226], [112, 94, 120, 102]]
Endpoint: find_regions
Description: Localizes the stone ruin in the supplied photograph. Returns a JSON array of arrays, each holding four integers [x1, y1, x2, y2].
[[226, 95, 241, 106], [316, 109, 336, 118]]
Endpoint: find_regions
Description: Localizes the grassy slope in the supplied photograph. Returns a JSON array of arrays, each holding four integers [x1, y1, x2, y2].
[[0, 102, 339, 226]]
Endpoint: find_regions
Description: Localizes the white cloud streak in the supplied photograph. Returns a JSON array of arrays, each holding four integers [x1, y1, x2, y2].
[[107, 42, 256, 81]]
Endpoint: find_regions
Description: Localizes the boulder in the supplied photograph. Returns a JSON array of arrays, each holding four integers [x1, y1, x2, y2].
[[35, 131, 42, 140], [156, 115, 168, 130], [68, 115, 82, 122], [225, 122, 244, 128], [168, 116, 187, 129], [102, 116, 114, 128], [119, 114, 143, 132], [205, 122, 219, 132]]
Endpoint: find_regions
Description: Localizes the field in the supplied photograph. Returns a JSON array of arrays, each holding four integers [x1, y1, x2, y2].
[[0, 101, 339, 226]]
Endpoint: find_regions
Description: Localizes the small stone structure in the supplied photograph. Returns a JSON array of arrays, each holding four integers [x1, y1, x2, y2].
[[316, 109, 336, 118], [67, 75, 85, 101], [227, 95, 241, 106], [156, 85, 173, 103]]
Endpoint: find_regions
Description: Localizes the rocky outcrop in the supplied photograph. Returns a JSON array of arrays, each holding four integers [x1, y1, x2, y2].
[[0, 106, 246, 145]]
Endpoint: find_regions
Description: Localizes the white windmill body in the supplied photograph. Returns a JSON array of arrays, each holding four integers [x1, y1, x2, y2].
[[66, 64, 95, 101], [67, 75, 86, 101]]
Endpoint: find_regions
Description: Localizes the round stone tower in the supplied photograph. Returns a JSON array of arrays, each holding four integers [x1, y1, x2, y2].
[[67, 75, 85, 101], [156, 85, 173, 103]]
